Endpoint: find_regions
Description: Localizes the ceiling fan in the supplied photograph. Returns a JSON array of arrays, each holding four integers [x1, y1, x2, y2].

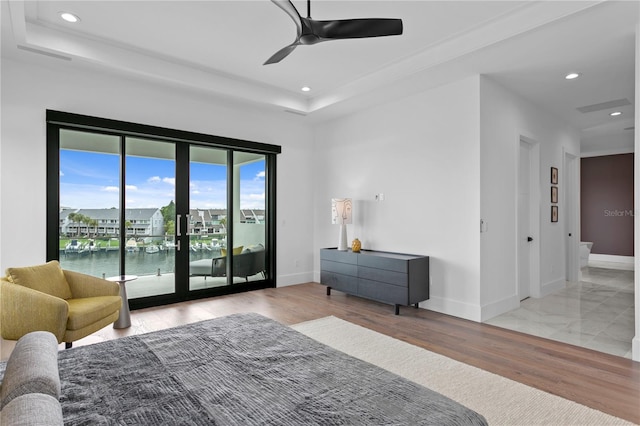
[[264, 0, 403, 65]]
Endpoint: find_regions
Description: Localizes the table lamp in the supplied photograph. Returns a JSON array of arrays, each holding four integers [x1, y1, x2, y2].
[[332, 198, 352, 251]]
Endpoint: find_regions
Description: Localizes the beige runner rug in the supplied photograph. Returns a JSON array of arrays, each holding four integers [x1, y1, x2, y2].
[[292, 316, 634, 426]]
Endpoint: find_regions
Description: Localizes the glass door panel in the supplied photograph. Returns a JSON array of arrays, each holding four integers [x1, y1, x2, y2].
[[124, 137, 176, 299], [233, 154, 267, 283], [59, 130, 121, 279], [188, 146, 228, 291]]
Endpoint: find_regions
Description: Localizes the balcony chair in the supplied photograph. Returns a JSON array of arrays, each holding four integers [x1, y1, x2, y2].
[[189, 245, 266, 281], [0, 261, 122, 348]]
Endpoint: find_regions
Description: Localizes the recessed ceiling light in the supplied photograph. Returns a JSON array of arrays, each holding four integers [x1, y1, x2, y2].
[[301, 86, 311, 92], [565, 72, 580, 80], [610, 111, 622, 116], [59, 12, 80, 23]]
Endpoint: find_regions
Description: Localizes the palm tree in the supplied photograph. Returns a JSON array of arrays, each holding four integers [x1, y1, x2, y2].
[[67, 212, 82, 236]]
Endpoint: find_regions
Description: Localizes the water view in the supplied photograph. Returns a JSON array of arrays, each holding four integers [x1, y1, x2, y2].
[[60, 246, 220, 279]]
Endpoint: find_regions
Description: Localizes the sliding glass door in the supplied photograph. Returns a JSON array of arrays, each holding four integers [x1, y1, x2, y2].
[[123, 137, 177, 299], [58, 132, 178, 300], [48, 110, 279, 309], [58, 129, 122, 279], [188, 145, 228, 290]]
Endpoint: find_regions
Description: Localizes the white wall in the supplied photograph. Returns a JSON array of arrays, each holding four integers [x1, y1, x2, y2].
[[313, 76, 483, 321], [479, 76, 581, 320], [0, 54, 315, 286], [581, 133, 634, 157]]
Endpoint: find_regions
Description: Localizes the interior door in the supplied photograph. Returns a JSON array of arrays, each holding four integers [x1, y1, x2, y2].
[[518, 141, 532, 300]]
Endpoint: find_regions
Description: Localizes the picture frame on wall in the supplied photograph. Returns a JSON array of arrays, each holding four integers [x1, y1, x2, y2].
[[551, 167, 558, 184], [551, 205, 558, 222], [551, 186, 558, 203]]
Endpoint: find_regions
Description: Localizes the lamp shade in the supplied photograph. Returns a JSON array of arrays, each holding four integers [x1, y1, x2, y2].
[[331, 198, 352, 225]]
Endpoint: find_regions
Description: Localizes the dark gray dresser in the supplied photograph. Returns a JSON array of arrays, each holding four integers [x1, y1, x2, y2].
[[320, 248, 430, 315]]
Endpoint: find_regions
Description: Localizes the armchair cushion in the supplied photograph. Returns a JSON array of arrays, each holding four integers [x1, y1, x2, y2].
[[220, 246, 243, 256], [5, 261, 72, 300], [0, 331, 60, 408], [66, 296, 122, 331]]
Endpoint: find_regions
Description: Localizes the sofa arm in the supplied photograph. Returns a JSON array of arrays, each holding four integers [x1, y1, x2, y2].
[[0, 282, 68, 342], [1, 393, 63, 425], [63, 270, 119, 298], [0, 331, 60, 408]]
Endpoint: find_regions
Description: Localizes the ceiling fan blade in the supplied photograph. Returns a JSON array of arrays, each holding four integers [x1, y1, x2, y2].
[[264, 43, 299, 65], [270, 0, 303, 36], [312, 18, 403, 40]]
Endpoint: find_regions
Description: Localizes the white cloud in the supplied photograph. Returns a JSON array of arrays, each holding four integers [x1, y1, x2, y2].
[[60, 171, 65, 177], [163, 177, 175, 186], [103, 186, 119, 192], [126, 185, 138, 191], [148, 176, 161, 183], [255, 171, 265, 180]]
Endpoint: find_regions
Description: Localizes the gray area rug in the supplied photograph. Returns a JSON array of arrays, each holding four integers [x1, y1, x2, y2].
[[56, 313, 487, 425]]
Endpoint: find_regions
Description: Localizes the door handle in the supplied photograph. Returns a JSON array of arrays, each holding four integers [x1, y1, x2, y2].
[[527, 236, 533, 242], [176, 240, 181, 252], [176, 214, 181, 236]]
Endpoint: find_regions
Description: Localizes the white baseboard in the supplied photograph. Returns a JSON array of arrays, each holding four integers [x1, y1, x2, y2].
[[480, 294, 520, 322], [539, 278, 565, 297], [633, 335, 640, 362], [589, 254, 634, 264], [421, 297, 482, 322], [276, 271, 314, 287]]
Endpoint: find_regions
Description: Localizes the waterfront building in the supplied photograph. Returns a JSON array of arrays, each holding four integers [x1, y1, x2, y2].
[[60, 208, 164, 238]]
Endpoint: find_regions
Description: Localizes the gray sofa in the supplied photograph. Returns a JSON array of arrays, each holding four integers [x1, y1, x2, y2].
[[190, 245, 265, 281], [0, 331, 63, 425]]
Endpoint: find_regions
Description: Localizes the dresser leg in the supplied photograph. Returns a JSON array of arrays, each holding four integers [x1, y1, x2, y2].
[[394, 304, 400, 315], [326, 286, 332, 296]]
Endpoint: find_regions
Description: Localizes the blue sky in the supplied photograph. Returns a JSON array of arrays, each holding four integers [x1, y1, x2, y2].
[[60, 150, 265, 210]]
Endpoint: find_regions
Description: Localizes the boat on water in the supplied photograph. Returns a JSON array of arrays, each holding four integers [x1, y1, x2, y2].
[[125, 238, 138, 252], [65, 239, 80, 253], [145, 245, 160, 254]]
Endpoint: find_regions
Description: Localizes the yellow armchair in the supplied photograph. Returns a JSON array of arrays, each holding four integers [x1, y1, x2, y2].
[[0, 261, 121, 348]]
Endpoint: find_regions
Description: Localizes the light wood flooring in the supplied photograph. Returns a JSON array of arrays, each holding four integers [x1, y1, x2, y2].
[[2, 283, 639, 424]]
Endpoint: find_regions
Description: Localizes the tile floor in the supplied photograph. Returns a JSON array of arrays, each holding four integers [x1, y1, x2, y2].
[[486, 263, 635, 359]]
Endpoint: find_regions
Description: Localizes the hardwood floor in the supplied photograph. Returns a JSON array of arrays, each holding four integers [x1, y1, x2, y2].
[[3, 282, 639, 423]]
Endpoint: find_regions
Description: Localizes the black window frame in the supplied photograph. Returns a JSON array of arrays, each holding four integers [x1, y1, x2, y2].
[[46, 110, 280, 309]]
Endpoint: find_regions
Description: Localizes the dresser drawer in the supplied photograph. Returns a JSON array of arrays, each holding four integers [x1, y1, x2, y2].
[[321, 249, 358, 264], [321, 259, 357, 277], [321, 271, 358, 294], [358, 279, 407, 305], [358, 266, 408, 287], [357, 253, 408, 273]]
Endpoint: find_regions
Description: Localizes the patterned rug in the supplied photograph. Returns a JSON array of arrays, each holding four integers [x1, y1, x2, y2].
[[58, 313, 487, 425]]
